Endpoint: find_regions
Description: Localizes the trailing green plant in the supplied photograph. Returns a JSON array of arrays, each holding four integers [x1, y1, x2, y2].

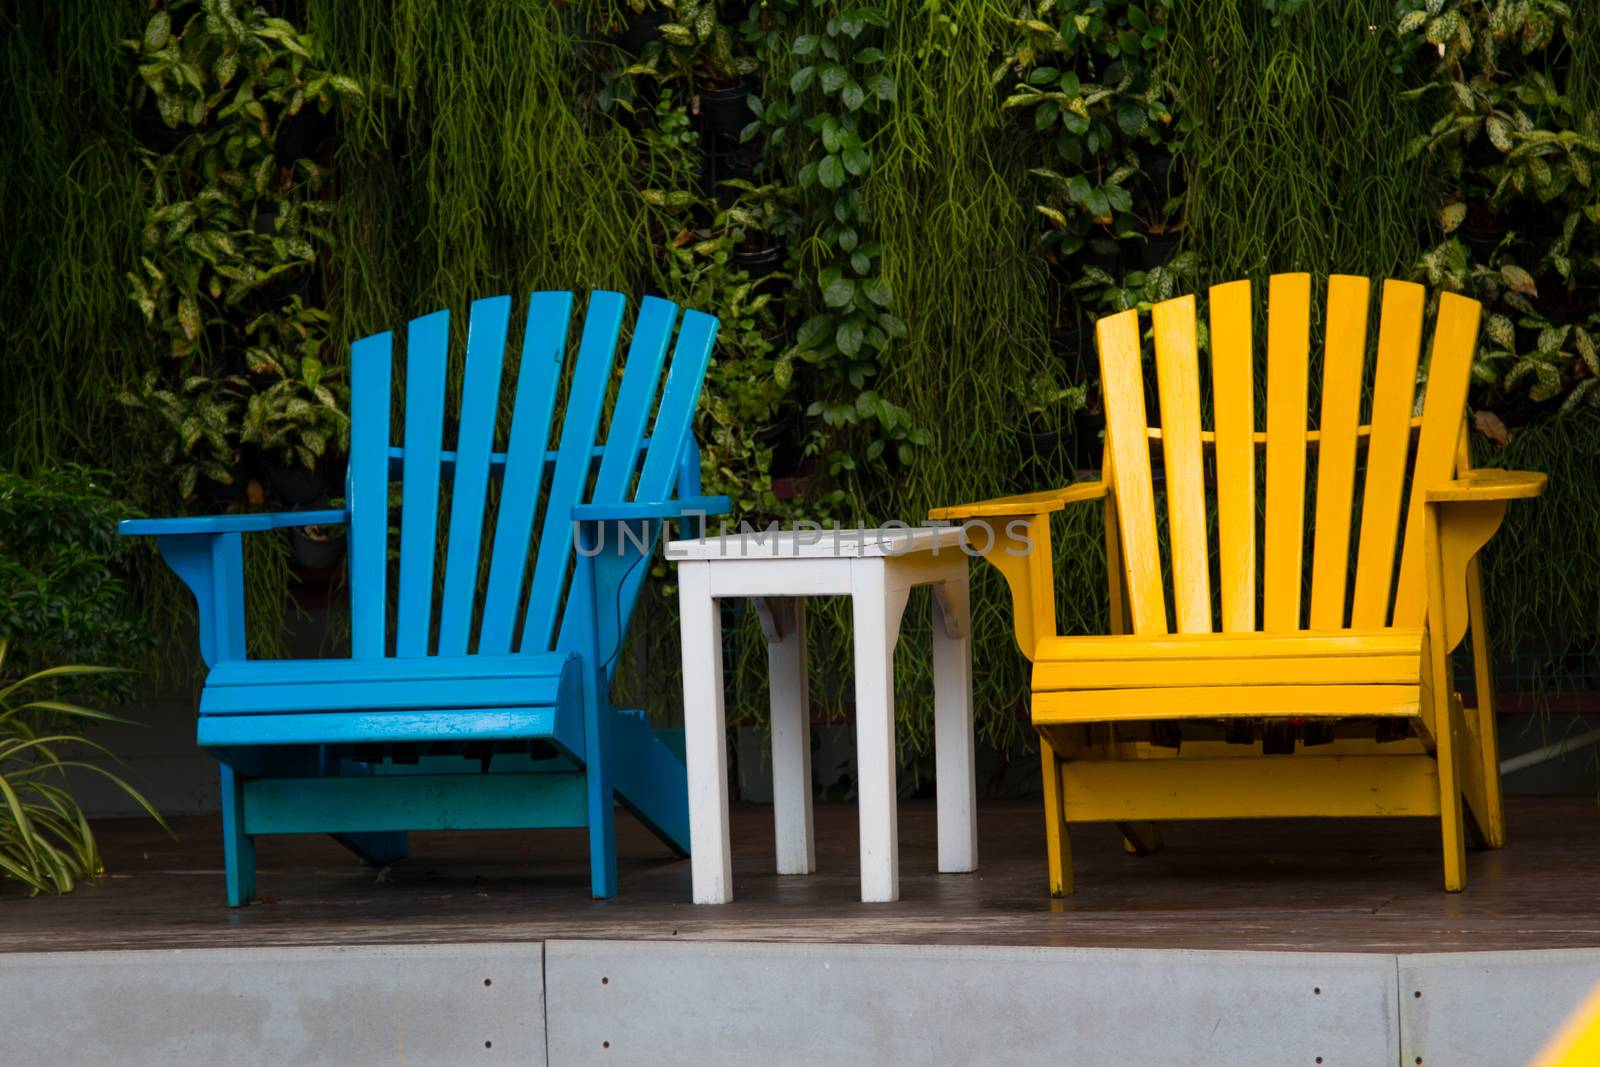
[[0, 641, 168, 896], [0, 468, 152, 702], [752, 2, 923, 481]]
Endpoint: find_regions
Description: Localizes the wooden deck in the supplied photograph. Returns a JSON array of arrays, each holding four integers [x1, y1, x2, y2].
[[3, 797, 1598, 955]]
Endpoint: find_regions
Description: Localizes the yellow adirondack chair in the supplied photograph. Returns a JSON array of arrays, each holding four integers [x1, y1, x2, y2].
[[932, 274, 1546, 893]]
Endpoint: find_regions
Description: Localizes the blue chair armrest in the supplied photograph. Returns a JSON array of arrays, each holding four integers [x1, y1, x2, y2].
[[118, 510, 347, 668], [569, 496, 731, 523], [118, 510, 350, 537]]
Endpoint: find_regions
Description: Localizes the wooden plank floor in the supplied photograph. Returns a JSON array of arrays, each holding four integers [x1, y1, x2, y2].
[[3, 797, 1598, 954]]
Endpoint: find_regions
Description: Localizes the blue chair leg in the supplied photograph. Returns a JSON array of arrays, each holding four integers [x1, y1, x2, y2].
[[584, 685, 618, 899], [219, 764, 257, 907], [334, 832, 410, 866]]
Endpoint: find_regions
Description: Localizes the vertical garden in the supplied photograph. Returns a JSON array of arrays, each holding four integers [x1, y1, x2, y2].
[[2, 0, 1598, 855]]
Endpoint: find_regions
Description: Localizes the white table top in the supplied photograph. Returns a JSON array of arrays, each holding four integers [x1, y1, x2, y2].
[[666, 524, 967, 561]]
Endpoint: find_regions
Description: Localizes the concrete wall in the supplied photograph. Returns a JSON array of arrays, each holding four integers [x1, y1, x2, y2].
[[4, 940, 1597, 1065]]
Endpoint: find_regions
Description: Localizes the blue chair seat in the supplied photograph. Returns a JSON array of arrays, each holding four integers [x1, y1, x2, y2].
[[200, 653, 579, 715], [195, 653, 584, 749]]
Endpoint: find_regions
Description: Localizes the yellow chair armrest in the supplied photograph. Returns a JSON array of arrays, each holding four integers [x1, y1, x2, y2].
[[928, 481, 1108, 520], [1425, 469, 1546, 503]]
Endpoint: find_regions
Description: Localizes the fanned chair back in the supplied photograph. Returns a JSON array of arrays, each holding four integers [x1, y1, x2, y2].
[[1094, 274, 1481, 640], [347, 291, 717, 674]]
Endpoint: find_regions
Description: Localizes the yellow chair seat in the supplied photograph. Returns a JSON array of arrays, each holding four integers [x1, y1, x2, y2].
[[1032, 629, 1424, 723]]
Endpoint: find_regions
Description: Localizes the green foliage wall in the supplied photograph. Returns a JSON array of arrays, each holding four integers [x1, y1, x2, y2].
[[2, 0, 1596, 762]]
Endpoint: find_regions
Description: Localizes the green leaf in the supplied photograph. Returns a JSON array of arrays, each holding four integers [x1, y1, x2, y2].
[[862, 277, 892, 307], [792, 34, 821, 56], [1116, 101, 1145, 135], [836, 318, 864, 356], [1485, 116, 1512, 152], [143, 12, 171, 51], [1085, 187, 1111, 220], [820, 64, 848, 93], [864, 74, 895, 103], [797, 314, 834, 349], [1486, 314, 1516, 349], [841, 145, 870, 176], [822, 275, 856, 307], [818, 154, 845, 189], [1577, 327, 1599, 378], [790, 66, 816, 93], [1500, 264, 1538, 296], [841, 81, 865, 111]]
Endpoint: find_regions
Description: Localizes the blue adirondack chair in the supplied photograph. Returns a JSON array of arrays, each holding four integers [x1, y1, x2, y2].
[[120, 290, 728, 904]]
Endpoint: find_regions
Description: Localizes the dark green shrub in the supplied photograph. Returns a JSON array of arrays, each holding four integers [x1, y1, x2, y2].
[[0, 465, 151, 701]]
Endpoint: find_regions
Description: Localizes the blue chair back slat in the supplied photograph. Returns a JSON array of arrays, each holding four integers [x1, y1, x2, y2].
[[348, 330, 395, 660], [591, 296, 678, 503], [436, 296, 512, 657], [635, 309, 720, 502], [519, 290, 628, 654], [395, 309, 451, 658], [477, 292, 574, 655]]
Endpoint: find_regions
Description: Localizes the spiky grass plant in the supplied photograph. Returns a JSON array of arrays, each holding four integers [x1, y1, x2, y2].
[[0, 641, 167, 895]]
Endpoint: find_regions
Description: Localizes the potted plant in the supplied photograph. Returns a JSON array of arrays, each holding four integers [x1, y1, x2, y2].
[[238, 299, 350, 513], [288, 512, 348, 571], [720, 178, 800, 277], [1010, 373, 1088, 475]]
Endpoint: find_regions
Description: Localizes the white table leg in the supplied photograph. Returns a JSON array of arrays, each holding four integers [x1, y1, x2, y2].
[[759, 597, 814, 875], [679, 562, 732, 904], [932, 573, 977, 873], [851, 560, 910, 903]]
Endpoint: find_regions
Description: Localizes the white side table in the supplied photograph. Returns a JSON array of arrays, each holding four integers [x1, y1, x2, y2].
[[670, 526, 974, 904]]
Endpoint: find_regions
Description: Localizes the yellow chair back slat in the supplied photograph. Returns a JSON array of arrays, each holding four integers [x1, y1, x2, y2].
[[1307, 275, 1372, 629], [1350, 280, 1427, 627], [1392, 292, 1483, 628], [1096, 308, 1168, 635], [1262, 273, 1313, 632], [1208, 279, 1257, 633], [1152, 295, 1212, 634]]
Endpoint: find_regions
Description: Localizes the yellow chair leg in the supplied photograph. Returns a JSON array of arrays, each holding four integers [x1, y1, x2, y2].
[[1427, 508, 1467, 892], [1118, 821, 1163, 855], [1465, 556, 1506, 848], [1040, 739, 1072, 896]]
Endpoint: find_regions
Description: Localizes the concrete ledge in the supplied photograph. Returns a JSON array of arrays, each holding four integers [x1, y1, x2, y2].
[[546, 941, 1399, 1066], [0, 942, 544, 1065], [4, 939, 1598, 1065]]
